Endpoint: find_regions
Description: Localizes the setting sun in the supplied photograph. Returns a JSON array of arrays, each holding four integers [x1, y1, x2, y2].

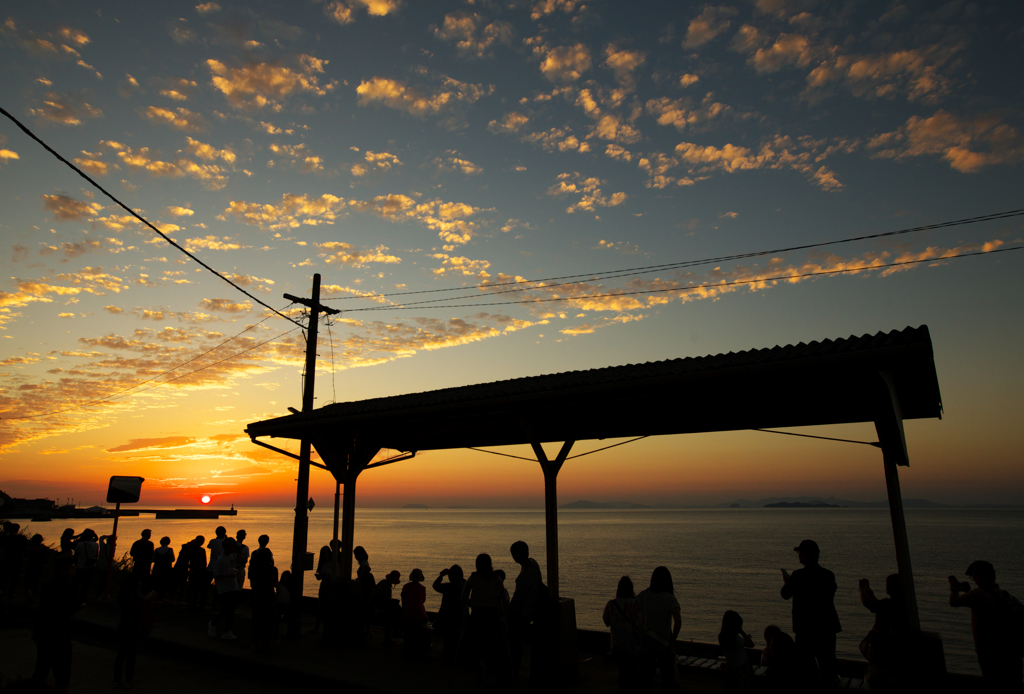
[[201, 495, 211, 505]]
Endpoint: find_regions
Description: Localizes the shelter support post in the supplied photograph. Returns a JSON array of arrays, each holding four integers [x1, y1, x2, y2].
[[529, 440, 575, 599], [314, 438, 380, 581], [340, 469, 358, 580], [333, 480, 341, 567], [872, 371, 920, 632], [529, 439, 578, 683]]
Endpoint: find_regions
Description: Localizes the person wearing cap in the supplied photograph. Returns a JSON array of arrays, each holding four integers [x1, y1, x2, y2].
[[373, 570, 402, 646], [949, 560, 1023, 687], [780, 539, 841, 687]]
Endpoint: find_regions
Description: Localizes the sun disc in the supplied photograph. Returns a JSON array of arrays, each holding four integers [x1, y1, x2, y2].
[[201, 495, 211, 504]]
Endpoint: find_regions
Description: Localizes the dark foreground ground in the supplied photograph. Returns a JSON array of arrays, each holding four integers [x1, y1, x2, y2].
[[2, 594, 988, 694]]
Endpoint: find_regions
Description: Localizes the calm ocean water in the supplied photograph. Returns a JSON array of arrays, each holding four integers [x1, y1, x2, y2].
[[24, 507, 1024, 676]]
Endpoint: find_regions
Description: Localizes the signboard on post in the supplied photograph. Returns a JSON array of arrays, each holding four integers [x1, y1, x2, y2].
[[106, 476, 144, 504]]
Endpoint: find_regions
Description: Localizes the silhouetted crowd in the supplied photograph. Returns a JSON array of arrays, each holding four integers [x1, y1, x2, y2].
[[2, 520, 1022, 693]]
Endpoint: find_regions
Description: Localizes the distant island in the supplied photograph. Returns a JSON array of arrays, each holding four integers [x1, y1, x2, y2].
[[402, 503, 429, 509], [560, 500, 650, 509], [764, 502, 842, 508]]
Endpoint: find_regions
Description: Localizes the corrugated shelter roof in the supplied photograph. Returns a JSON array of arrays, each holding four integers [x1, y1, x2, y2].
[[245, 325, 942, 453]]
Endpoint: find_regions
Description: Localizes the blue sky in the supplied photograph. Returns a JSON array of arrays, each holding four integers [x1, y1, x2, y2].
[[1, 0, 1022, 507]]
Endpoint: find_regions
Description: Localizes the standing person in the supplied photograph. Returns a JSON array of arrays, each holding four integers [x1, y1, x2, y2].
[[186, 536, 207, 610], [636, 566, 681, 694], [859, 574, 910, 688], [509, 540, 544, 678], [781, 539, 842, 688], [151, 536, 175, 599], [59, 528, 76, 556], [949, 560, 1024, 688], [373, 570, 403, 647], [462, 554, 510, 674], [204, 526, 227, 610], [170, 538, 191, 602], [433, 564, 467, 662], [94, 534, 115, 599], [209, 536, 238, 640], [234, 530, 250, 591], [603, 576, 640, 693], [402, 569, 428, 657], [249, 535, 277, 644], [25, 534, 48, 600], [718, 610, 756, 693], [72, 529, 98, 602], [129, 529, 154, 577], [32, 555, 80, 694]]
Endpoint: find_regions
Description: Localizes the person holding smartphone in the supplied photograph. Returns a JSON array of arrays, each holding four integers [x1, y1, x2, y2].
[[949, 561, 1023, 688]]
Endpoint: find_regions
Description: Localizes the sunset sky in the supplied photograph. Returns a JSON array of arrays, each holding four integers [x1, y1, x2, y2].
[[1, 0, 1022, 509]]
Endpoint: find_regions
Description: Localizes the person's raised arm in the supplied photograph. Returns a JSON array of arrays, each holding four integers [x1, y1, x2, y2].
[[432, 571, 446, 594], [859, 578, 879, 611], [780, 569, 793, 600]]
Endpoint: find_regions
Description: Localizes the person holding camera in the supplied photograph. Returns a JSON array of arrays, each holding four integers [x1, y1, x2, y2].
[[780, 539, 841, 688], [949, 560, 1023, 688]]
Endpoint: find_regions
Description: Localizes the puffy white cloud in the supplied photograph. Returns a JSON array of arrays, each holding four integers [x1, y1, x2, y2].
[[356, 73, 491, 123], [144, 106, 207, 132], [319, 242, 401, 267], [602, 45, 645, 87], [538, 44, 592, 82]]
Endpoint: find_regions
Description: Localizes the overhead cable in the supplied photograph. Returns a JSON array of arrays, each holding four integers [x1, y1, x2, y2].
[[340, 244, 1023, 313], [324, 208, 1024, 303], [0, 106, 303, 329]]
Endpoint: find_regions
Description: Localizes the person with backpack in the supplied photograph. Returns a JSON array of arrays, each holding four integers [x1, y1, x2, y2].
[[603, 576, 640, 693], [949, 560, 1023, 688]]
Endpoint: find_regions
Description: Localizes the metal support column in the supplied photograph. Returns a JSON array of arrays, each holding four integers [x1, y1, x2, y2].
[[873, 371, 921, 631], [530, 440, 574, 599], [340, 469, 358, 580], [332, 480, 341, 568]]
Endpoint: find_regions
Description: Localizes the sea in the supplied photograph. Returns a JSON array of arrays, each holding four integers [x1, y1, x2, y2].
[[21, 507, 1024, 676]]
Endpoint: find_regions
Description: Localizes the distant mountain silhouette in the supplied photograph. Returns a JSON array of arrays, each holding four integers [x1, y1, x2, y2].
[[560, 500, 650, 509], [402, 503, 429, 509], [764, 501, 842, 508], [718, 496, 951, 509]]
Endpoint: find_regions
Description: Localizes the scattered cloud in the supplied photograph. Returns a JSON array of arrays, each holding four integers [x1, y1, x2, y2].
[[199, 298, 252, 314], [30, 92, 103, 125], [195, 2, 220, 15], [325, 0, 402, 25], [547, 172, 627, 214], [351, 151, 402, 177], [207, 55, 336, 110], [536, 43, 592, 82], [355, 72, 492, 126], [319, 242, 401, 267], [143, 105, 207, 132], [867, 110, 1023, 173], [42, 194, 104, 221], [683, 6, 737, 49], [602, 45, 645, 88], [432, 151, 482, 175], [433, 13, 513, 59]]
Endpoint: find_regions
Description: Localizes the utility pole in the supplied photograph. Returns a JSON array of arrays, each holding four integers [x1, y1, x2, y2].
[[283, 273, 339, 638]]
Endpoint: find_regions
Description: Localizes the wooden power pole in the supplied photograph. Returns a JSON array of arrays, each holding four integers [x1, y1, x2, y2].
[[283, 273, 339, 638]]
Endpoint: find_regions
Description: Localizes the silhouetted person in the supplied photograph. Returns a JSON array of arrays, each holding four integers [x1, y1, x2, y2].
[[204, 526, 227, 610], [24, 534, 47, 599], [781, 539, 841, 688], [353, 545, 375, 638], [433, 564, 466, 662], [858, 574, 910, 689], [402, 568, 428, 657], [171, 538, 191, 602], [59, 528, 75, 556], [718, 610, 755, 692], [32, 555, 80, 693], [151, 536, 175, 598], [72, 529, 98, 602], [508, 540, 543, 677], [762, 629, 805, 693], [950, 560, 1024, 688], [185, 535, 207, 609], [314, 544, 340, 637], [1, 522, 28, 597], [603, 575, 640, 693], [373, 570, 402, 646], [462, 553, 509, 674], [94, 534, 114, 599], [129, 529, 154, 577], [249, 535, 277, 644], [234, 529, 249, 590], [209, 536, 238, 640], [636, 566, 681, 694]]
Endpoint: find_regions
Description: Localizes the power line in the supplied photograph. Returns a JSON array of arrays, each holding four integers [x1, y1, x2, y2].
[[340, 245, 1023, 312], [2, 325, 300, 420], [323, 208, 1024, 304], [0, 106, 303, 329]]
